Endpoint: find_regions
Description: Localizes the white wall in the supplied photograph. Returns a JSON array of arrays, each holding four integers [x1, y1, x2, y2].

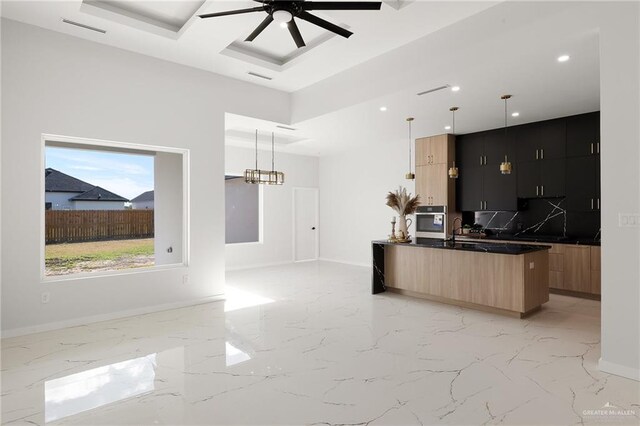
[[45, 192, 77, 210], [132, 201, 154, 210], [319, 137, 415, 266], [225, 145, 319, 270], [597, 2, 640, 381], [1, 19, 290, 335], [72, 200, 126, 210], [154, 151, 183, 266]]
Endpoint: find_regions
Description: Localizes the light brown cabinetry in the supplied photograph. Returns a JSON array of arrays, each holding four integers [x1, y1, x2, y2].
[[457, 237, 601, 298], [590, 246, 601, 294], [416, 135, 450, 166], [415, 134, 455, 208], [384, 244, 549, 317], [563, 246, 591, 293]]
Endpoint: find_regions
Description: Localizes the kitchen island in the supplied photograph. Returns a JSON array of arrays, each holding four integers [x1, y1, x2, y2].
[[372, 239, 550, 318]]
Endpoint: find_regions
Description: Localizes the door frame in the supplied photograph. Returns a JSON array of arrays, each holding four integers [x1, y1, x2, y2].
[[292, 187, 319, 263]]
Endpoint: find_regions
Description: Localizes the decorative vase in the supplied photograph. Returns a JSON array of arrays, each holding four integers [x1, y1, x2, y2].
[[398, 215, 413, 241]]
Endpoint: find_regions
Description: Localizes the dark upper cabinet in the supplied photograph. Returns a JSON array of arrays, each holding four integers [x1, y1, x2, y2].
[[456, 133, 484, 169], [515, 123, 539, 162], [515, 119, 566, 162], [483, 167, 517, 211], [484, 129, 515, 167], [457, 166, 483, 211], [517, 161, 540, 198], [540, 158, 565, 197], [566, 112, 600, 157], [538, 119, 566, 160], [456, 111, 598, 212], [566, 156, 598, 211]]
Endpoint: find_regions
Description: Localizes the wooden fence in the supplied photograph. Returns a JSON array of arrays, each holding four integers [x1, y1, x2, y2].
[[45, 210, 154, 244]]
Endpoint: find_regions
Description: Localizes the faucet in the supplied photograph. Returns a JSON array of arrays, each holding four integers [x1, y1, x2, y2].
[[451, 217, 463, 245]]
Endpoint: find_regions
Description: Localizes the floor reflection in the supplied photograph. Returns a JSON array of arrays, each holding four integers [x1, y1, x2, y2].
[[45, 353, 157, 423], [224, 285, 274, 312]]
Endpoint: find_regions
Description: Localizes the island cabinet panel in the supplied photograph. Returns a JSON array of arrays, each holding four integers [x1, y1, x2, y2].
[[590, 246, 601, 295], [523, 251, 550, 311], [441, 251, 525, 312], [563, 246, 591, 293], [384, 246, 443, 295]]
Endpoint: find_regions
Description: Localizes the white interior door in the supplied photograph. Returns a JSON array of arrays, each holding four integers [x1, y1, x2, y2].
[[293, 187, 319, 262]]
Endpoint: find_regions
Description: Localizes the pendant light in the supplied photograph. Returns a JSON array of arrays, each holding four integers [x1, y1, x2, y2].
[[500, 95, 513, 175], [405, 117, 415, 180], [448, 107, 459, 179], [244, 130, 285, 185], [267, 132, 285, 185]]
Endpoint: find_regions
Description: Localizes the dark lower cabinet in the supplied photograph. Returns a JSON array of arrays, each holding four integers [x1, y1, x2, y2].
[[566, 156, 599, 211]]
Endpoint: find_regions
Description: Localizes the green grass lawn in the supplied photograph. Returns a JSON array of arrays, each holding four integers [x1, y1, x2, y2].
[[45, 238, 154, 275]]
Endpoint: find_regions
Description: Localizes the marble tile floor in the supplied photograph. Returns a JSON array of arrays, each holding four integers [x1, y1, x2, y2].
[[1, 261, 638, 425]]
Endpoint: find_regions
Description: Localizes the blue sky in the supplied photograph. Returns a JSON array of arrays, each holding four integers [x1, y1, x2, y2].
[[46, 147, 154, 200]]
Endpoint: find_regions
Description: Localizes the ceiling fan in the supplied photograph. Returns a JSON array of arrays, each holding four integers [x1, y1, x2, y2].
[[199, 1, 383, 48]]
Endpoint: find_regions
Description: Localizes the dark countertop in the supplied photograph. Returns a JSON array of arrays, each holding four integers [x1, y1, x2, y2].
[[457, 234, 601, 246], [373, 238, 551, 255]]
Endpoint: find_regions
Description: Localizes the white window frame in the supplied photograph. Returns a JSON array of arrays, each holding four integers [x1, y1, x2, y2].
[[224, 172, 264, 246], [40, 133, 190, 283]]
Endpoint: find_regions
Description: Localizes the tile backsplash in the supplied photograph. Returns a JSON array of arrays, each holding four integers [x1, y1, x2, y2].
[[461, 198, 601, 241]]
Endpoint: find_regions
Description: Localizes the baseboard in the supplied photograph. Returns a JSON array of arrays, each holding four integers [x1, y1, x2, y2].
[[599, 358, 640, 381], [1, 294, 225, 339], [226, 260, 293, 272], [318, 257, 369, 268]]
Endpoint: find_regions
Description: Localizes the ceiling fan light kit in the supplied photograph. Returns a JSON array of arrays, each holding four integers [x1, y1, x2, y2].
[[199, 1, 382, 49]]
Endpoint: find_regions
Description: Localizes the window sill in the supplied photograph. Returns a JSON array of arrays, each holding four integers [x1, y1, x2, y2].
[[41, 263, 188, 284]]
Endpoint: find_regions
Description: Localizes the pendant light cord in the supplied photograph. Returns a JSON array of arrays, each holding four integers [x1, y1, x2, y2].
[[272, 132, 275, 172], [255, 129, 258, 171], [408, 119, 412, 172], [452, 109, 456, 134]]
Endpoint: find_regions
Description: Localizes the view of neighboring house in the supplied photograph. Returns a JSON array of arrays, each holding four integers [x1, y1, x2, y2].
[[131, 190, 154, 210], [45, 168, 129, 210]]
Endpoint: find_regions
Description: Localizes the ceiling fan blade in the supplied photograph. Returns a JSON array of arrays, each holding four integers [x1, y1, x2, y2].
[[302, 1, 382, 10], [288, 19, 306, 48], [199, 6, 264, 19], [245, 14, 274, 41], [297, 11, 353, 38]]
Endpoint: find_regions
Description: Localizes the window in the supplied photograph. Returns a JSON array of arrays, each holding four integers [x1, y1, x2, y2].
[[42, 136, 187, 279], [225, 175, 260, 244]]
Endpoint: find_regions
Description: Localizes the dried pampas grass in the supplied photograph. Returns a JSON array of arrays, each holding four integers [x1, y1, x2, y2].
[[386, 186, 420, 216]]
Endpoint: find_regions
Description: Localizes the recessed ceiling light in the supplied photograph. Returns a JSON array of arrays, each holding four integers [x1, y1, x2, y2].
[[512, 112, 520, 117], [557, 55, 570, 62], [451, 86, 461, 92], [379, 106, 387, 112], [444, 125, 452, 130], [280, 22, 288, 29]]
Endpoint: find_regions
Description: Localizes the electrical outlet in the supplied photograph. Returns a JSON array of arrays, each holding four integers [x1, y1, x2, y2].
[[529, 262, 535, 269], [183, 274, 189, 285], [619, 213, 640, 227], [41, 292, 50, 304]]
